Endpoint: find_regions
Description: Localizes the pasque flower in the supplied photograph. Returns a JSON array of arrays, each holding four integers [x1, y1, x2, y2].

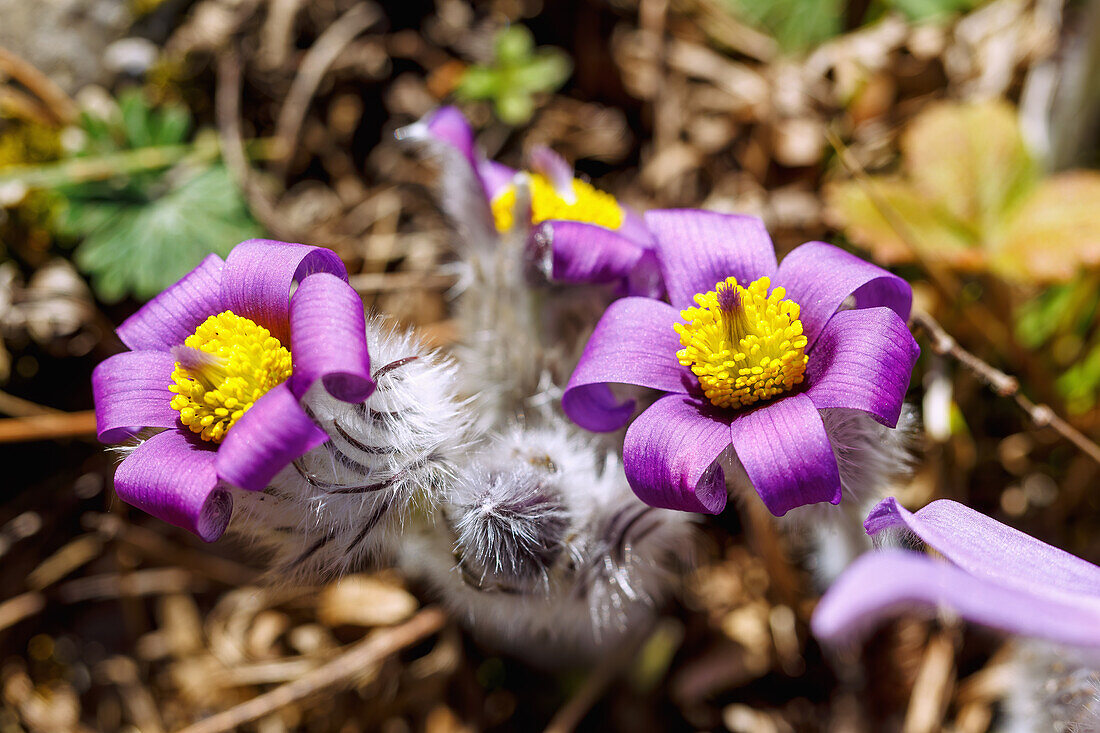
[[812, 497, 1100, 648], [92, 240, 374, 541], [563, 210, 919, 516], [398, 106, 661, 295]]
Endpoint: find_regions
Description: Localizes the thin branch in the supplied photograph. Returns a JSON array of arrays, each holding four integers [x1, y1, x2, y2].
[[0, 46, 77, 124], [176, 607, 447, 733], [215, 48, 300, 242], [349, 271, 457, 294], [0, 389, 62, 417], [272, 2, 382, 180], [543, 636, 639, 733], [0, 410, 97, 443], [911, 310, 1100, 467], [0, 591, 45, 634]]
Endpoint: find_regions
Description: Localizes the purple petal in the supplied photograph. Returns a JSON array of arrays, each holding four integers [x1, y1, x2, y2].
[[288, 272, 374, 403], [625, 248, 666, 299], [623, 394, 731, 514], [618, 207, 657, 248], [528, 145, 574, 196], [114, 430, 232, 542], [221, 240, 347, 344], [215, 382, 328, 492], [116, 254, 224, 351], [562, 297, 694, 432], [478, 160, 516, 201], [775, 241, 912, 348], [644, 210, 778, 309], [866, 498, 1100, 598], [730, 394, 842, 516], [404, 107, 515, 201], [805, 308, 919, 427], [93, 351, 180, 443], [536, 220, 650, 287], [812, 550, 1100, 649], [422, 106, 477, 164]]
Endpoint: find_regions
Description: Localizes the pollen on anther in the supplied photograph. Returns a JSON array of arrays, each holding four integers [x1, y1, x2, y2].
[[168, 311, 292, 443], [490, 173, 624, 233], [675, 276, 809, 411]]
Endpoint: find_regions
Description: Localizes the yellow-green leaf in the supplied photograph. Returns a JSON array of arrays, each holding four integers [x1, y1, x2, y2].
[[824, 177, 982, 268], [992, 171, 1100, 282], [901, 100, 1038, 235]]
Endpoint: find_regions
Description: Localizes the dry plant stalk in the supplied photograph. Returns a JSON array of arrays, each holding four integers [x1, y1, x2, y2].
[[177, 607, 446, 733]]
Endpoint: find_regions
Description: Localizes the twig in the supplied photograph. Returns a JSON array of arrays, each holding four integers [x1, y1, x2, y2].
[[215, 49, 299, 241], [349, 271, 457, 294], [0, 85, 55, 125], [0, 143, 194, 189], [177, 607, 447, 733], [99, 657, 166, 733], [0, 46, 77, 124], [543, 637, 639, 733], [0, 137, 279, 190], [0, 410, 97, 442], [0, 591, 45, 634], [258, 0, 303, 69], [27, 534, 104, 590], [912, 310, 1100, 467], [680, 0, 778, 62], [0, 389, 62, 417], [273, 2, 382, 179], [902, 630, 957, 733], [58, 568, 200, 603], [83, 513, 257, 587]]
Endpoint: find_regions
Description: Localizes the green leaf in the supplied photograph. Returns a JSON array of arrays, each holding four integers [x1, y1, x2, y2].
[[495, 91, 535, 126], [512, 51, 572, 94], [454, 25, 572, 126], [888, 0, 984, 22], [824, 176, 979, 266], [1015, 283, 1077, 348], [827, 100, 1100, 283], [1056, 341, 1100, 414], [902, 100, 1038, 239], [719, 0, 843, 54], [993, 171, 1100, 282], [81, 88, 192, 156], [494, 26, 535, 67], [65, 164, 262, 302], [456, 67, 500, 100]]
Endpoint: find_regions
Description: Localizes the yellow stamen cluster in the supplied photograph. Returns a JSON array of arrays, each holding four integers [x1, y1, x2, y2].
[[490, 173, 624, 233], [169, 311, 292, 443], [675, 276, 809, 410]]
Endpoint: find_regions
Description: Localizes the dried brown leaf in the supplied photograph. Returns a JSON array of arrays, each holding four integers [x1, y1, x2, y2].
[[317, 574, 418, 628]]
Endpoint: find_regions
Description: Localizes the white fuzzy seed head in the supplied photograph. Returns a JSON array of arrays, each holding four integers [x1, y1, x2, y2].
[[1003, 642, 1100, 733], [398, 420, 696, 665], [228, 319, 471, 583]]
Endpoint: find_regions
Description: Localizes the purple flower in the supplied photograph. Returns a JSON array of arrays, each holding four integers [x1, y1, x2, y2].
[[399, 106, 661, 295], [812, 497, 1100, 649], [562, 210, 919, 516], [92, 240, 374, 542]]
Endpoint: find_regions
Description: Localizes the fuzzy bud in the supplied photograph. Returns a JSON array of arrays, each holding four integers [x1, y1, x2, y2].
[[228, 319, 470, 582]]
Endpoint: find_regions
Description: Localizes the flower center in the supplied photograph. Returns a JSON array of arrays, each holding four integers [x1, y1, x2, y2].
[[490, 173, 624, 232], [169, 311, 292, 443], [675, 276, 809, 410]]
